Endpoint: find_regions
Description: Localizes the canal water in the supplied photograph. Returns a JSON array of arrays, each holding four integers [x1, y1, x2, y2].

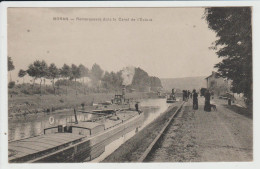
[[8, 98, 179, 161], [91, 98, 180, 162]]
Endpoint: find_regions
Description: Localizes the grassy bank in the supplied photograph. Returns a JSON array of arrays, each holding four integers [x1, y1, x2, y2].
[[8, 92, 158, 117], [213, 98, 252, 119], [223, 105, 253, 119], [102, 104, 179, 162]]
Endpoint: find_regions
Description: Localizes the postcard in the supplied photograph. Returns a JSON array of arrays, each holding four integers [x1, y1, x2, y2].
[[0, 1, 259, 169]]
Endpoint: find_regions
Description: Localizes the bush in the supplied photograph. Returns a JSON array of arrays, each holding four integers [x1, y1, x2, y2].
[[9, 90, 19, 95], [21, 88, 32, 95], [20, 85, 41, 95], [45, 87, 55, 94], [55, 79, 82, 87], [8, 81, 15, 89]]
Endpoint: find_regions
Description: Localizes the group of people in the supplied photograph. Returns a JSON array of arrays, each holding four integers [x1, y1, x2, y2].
[[182, 89, 198, 110], [182, 90, 192, 101], [182, 89, 211, 112]]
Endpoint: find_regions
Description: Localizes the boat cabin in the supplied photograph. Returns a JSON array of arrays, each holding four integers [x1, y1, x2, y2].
[[44, 122, 105, 136]]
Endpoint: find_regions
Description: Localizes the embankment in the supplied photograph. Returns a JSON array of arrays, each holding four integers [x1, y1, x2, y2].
[[8, 92, 159, 118]]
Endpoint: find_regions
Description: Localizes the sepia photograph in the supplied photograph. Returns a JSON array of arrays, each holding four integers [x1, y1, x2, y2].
[[0, 2, 258, 166]]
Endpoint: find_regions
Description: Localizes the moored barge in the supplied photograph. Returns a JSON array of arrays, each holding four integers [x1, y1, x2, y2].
[[8, 109, 144, 163]]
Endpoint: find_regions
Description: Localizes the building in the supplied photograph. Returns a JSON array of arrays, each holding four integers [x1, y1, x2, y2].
[[205, 71, 232, 96]]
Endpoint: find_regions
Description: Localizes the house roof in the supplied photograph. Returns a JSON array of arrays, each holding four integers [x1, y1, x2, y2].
[[205, 71, 217, 79], [205, 74, 213, 79]]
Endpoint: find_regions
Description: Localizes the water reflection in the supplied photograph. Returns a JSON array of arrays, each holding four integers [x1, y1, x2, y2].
[[8, 110, 99, 141], [140, 98, 171, 128]]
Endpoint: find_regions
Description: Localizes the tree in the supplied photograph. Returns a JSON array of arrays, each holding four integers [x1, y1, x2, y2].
[[47, 63, 59, 95], [204, 7, 252, 105], [131, 67, 150, 91], [60, 64, 71, 95], [8, 81, 15, 89], [102, 71, 123, 91], [27, 60, 48, 94], [78, 64, 89, 94], [78, 64, 88, 82], [27, 63, 38, 87], [18, 69, 27, 84], [8, 56, 15, 82], [40, 61, 48, 95], [90, 63, 104, 85], [70, 64, 80, 95], [149, 76, 162, 90], [113, 71, 123, 89], [102, 71, 111, 90]]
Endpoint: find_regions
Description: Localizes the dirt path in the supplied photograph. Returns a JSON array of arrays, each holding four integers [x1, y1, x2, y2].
[[146, 97, 253, 162]]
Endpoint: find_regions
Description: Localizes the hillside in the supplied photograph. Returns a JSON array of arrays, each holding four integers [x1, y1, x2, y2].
[[161, 76, 207, 91]]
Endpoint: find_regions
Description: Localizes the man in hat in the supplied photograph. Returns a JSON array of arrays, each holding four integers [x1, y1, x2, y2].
[[204, 89, 211, 112], [193, 89, 198, 110], [135, 102, 139, 112]]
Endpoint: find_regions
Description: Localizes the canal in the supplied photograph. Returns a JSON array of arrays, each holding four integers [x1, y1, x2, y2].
[[8, 98, 180, 162]]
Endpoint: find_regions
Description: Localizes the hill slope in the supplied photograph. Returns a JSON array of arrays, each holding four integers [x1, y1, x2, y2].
[[161, 76, 207, 91]]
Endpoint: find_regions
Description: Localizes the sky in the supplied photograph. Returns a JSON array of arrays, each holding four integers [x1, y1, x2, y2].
[[8, 7, 221, 83]]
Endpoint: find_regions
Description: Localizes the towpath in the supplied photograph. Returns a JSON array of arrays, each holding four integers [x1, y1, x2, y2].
[[145, 97, 253, 162]]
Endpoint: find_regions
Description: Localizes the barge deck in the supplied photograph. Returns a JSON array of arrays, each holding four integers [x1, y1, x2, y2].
[[9, 110, 143, 163]]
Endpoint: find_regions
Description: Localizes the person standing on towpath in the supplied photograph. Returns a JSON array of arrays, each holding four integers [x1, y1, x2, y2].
[[204, 89, 211, 112], [183, 90, 186, 101], [135, 102, 139, 111], [192, 89, 198, 110]]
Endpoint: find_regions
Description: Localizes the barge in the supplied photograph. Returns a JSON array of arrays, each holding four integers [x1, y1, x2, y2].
[[8, 109, 144, 163]]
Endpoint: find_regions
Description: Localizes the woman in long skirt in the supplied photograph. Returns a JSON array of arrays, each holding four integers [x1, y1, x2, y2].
[[204, 90, 211, 112], [193, 89, 198, 110]]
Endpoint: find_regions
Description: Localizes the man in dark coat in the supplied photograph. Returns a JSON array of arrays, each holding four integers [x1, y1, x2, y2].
[[193, 89, 198, 110], [204, 90, 211, 112], [135, 102, 139, 112], [185, 90, 188, 101], [183, 90, 186, 101]]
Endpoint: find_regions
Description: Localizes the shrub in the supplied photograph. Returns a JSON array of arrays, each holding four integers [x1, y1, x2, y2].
[[9, 90, 19, 95], [21, 89, 32, 95], [8, 81, 15, 89]]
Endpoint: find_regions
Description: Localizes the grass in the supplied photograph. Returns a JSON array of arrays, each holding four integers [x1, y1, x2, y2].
[[102, 105, 178, 162], [8, 83, 160, 118], [8, 91, 156, 117], [223, 104, 253, 119], [213, 98, 252, 119]]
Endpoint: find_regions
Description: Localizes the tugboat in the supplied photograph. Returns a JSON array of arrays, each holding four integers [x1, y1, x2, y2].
[[166, 88, 176, 103]]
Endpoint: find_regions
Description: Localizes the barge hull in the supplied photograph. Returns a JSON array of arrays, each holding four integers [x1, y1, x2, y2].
[[10, 113, 144, 163]]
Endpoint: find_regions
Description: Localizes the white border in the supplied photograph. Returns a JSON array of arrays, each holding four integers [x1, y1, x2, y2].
[[1, 1, 260, 169]]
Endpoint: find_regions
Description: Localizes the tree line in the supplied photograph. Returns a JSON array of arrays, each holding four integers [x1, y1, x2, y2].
[[17, 60, 102, 95], [8, 57, 162, 95]]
